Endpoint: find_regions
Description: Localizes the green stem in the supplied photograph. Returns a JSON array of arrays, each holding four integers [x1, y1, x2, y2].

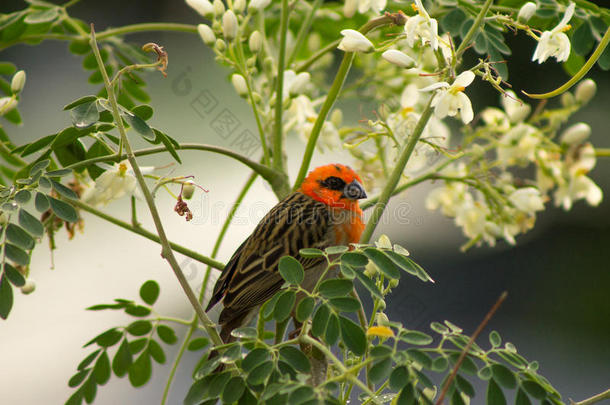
[[160, 321, 196, 405], [295, 40, 340, 73], [455, 0, 494, 61], [523, 26, 610, 99], [90, 26, 222, 346], [571, 389, 610, 405], [287, 0, 322, 67], [68, 196, 225, 270], [596, 148, 610, 157], [360, 97, 435, 244], [96, 23, 197, 40], [293, 13, 404, 190], [272, 0, 290, 174]]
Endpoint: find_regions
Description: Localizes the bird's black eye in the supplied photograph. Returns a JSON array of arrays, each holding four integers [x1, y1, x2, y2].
[[320, 176, 346, 191]]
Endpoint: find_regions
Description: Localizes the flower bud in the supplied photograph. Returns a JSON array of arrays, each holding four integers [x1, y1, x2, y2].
[[377, 299, 386, 311], [213, 0, 225, 16], [248, 0, 271, 13], [364, 262, 378, 277], [560, 91, 575, 107], [375, 312, 389, 326], [252, 92, 262, 104], [389, 278, 399, 288], [182, 181, 196, 200], [288, 72, 310, 96], [249, 30, 262, 53], [517, 2, 536, 22], [263, 56, 274, 75], [186, 0, 214, 18], [222, 10, 238, 41], [0, 97, 18, 115], [231, 74, 248, 97], [343, 0, 357, 18], [382, 49, 415, 68], [233, 0, 246, 13], [246, 56, 257, 68], [197, 24, 216, 45], [215, 38, 226, 52], [560, 122, 591, 145], [575, 79, 596, 104], [0, 211, 7, 225], [11, 70, 26, 94], [21, 279, 36, 295], [330, 108, 343, 127], [337, 29, 374, 53]]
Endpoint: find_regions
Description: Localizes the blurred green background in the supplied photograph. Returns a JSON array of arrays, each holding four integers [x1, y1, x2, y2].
[[1, 0, 609, 404]]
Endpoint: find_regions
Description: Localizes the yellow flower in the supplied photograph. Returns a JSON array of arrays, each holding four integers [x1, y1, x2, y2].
[[366, 326, 394, 338]]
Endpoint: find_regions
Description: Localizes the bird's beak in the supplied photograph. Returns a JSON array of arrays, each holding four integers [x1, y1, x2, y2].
[[345, 180, 367, 200]]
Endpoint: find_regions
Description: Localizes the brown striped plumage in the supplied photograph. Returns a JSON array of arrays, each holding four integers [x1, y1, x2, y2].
[[206, 164, 367, 343]]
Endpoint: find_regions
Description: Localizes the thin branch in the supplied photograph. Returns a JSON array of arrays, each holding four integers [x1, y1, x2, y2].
[[272, 0, 290, 175], [455, 0, 494, 61], [95, 23, 198, 40], [435, 291, 508, 405], [89, 24, 222, 346], [570, 389, 610, 405]]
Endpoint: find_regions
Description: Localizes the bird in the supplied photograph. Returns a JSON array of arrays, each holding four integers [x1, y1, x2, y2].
[[205, 163, 367, 343]]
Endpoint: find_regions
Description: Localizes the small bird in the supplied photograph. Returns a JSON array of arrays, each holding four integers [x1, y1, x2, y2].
[[206, 164, 367, 343]]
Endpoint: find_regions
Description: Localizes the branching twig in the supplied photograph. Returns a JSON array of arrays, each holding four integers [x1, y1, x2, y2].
[[570, 388, 610, 405]]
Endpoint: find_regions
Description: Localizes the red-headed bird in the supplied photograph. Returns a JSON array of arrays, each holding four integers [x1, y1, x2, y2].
[[206, 164, 367, 342]]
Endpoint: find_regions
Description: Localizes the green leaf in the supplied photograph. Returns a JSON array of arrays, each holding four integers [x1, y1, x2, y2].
[[127, 320, 152, 336], [478, 365, 493, 380], [414, 369, 434, 389], [184, 376, 212, 405], [112, 338, 132, 377], [489, 330, 501, 348], [14, 189, 31, 204], [324, 313, 340, 345], [370, 345, 392, 358], [69, 40, 90, 55], [93, 351, 111, 385], [390, 366, 409, 391], [341, 251, 368, 267], [24, 7, 59, 24], [299, 248, 325, 258], [431, 321, 449, 334], [123, 79, 150, 103], [153, 129, 182, 164], [157, 324, 177, 344], [128, 338, 148, 355], [88, 328, 122, 348], [325, 245, 348, 255], [288, 386, 315, 405], [187, 337, 210, 351], [279, 346, 311, 373], [131, 105, 153, 120], [407, 348, 432, 369], [18, 134, 55, 157], [5, 243, 29, 265], [278, 256, 304, 285], [339, 262, 355, 279], [6, 223, 35, 250], [222, 376, 246, 404], [474, 32, 488, 53], [397, 384, 416, 405], [18, 208, 43, 237], [328, 297, 361, 313], [139, 280, 160, 305], [352, 268, 383, 299], [242, 348, 270, 373], [486, 379, 506, 405], [51, 180, 78, 199], [385, 251, 433, 282], [364, 248, 402, 279], [29, 159, 50, 176], [572, 22, 594, 56], [295, 296, 315, 322], [208, 371, 232, 398], [231, 327, 257, 339], [311, 304, 330, 338], [124, 305, 151, 317], [441, 9, 467, 34], [515, 388, 532, 405], [4, 263, 25, 287], [45, 168, 73, 177], [0, 62, 17, 75], [82, 374, 97, 403], [318, 278, 353, 298], [68, 369, 89, 388], [122, 111, 155, 140], [246, 361, 274, 386], [0, 274, 14, 319], [148, 339, 166, 364], [491, 364, 517, 389], [128, 350, 152, 387], [339, 315, 366, 356], [48, 196, 78, 222], [521, 380, 547, 399], [70, 100, 99, 129], [369, 357, 392, 384], [432, 356, 449, 372], [273, 290, 296, 322], [77, 349, 101, 371], [401, 330, 433, 345], [456, 374, 475, 397]]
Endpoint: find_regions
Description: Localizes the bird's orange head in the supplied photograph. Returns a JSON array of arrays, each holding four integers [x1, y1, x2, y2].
[[299, 164, 367, 212]]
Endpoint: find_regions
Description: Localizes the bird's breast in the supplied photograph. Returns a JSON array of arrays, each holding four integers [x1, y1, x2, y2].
[[327, 208, 365, 246]]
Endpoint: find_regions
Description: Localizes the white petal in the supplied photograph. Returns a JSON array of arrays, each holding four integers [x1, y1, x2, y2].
[[382, 49, 415, 68], [556, 2, 576, 31], [454, 70, 475, 87], [457, 92, 473, 124], [419, 81, 449, 92]]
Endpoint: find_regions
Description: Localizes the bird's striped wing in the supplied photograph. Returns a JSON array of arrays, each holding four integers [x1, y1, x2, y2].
[[206, 192, 332, 325]]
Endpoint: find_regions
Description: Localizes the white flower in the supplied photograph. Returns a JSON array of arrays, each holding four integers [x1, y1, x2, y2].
[[249, 0, 271, 11], [455, 199, 490, 240], [404, 0, 439, 50], [233, 0, 246, 13], [517, 2, 537, 23], [11, 70, 26, 94], [382, 49, 415, 68], [375, 234, 392, 249], [501, 90, 530, 123], [420, 71, 475, 124], [197, 24, 216, 45], [496, 123, 541, 165], [575, 79, 596, 104], [509, 188, 544, 213], [337, 29, 374, 53], [344, 0, 386, 17], [186, 0, 214, 17], [231, 74, 248, 97], [0, 97, 18, 115], [555, 174, 602, 210], [249, 30, 262, 53], [82, 161, 152, 207], [481, 108, 510, 131], [567, 142, 596, 175], [284, 70, 311, 97], [532, 2, 575, 63], [560, 123, 590, 145], [213, 0, 225, 16], [222, 10, 238, 41]]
